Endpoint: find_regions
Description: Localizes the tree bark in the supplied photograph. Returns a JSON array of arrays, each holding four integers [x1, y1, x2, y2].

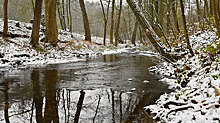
[[68, 0, 72, 32], [57, 1, 64, 30], [210, 0, 213, 16], [62, 0, 66, 30], [203, 0, 209, 18], [100, 0, 110, 46], [79, 0, 91, 42], [57, 1, 63, 30], [31, 0, 43, 47], [212, 0, 220, 37], [44, 0, 58, 46], [110, 0, 115, 44], [179, 0, 194, 56], [66, 0, 70, 31], [170, 0, 180, 33], [31, 0, 35, 12], [131, 21, 138, 46], [158, 0, 164, 29], [3, 0, 8, 37], [196, 0, 201, 22], [127, 0, 174, 62], [115, 0, 123, 47]]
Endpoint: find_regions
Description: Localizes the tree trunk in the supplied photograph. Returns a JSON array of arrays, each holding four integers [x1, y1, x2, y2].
[[100, 0, 110, 46], [158, 0, 164, 29], [62, 0, 66, 30], [57, 1, 64, 30], [204, 0, 209, 18], [68, 0, 72, 32], [131, 21, 138, 46], [110, 0, 115, 44], [115, 0, 123, 47], [127, 0, 174, 62], [79, 0, 91, 42], [212, 0, 220, 37], [31, 0, 43, 48], [196, 0, 201, 22], [210, 0, 213, 16], [179, 0, 194, 56], [171, 0, 180, 33], [31, 0, 35, 12], [3, 0, 8, 37], [66, 0, 69, 31], [44, 0, 58, 46]]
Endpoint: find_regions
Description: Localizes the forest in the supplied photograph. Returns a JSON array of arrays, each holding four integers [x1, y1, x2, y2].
[[0, 0, 220, 122]]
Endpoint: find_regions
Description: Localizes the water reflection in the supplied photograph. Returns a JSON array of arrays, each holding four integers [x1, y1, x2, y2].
[[74, 90, 85, 123], [3, 79, 10, 123], [44, 70, 59, 123], [0, 55, 170, 123], [32, 70, 43, 123]]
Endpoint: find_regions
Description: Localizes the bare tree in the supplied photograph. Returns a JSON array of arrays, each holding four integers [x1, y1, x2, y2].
[[171, 0, 180, 33], [68, 0, 72, 32], [131, 21, 138, 46], [115, 0, 123, 47], [3, 0, 8, 37], [44, 0, 58, 46], [30, 0, 43, 47], [179, 0, 194, 56], [100, 0, 110, 46], [127, 0, 174, 61], [110, 0, 115, 44], [196, 0, 201, 22], [79, 0, 91, 41], [212, 0, 220, 37], [62, 0, 67, 30], [57, 0, 64, 30]]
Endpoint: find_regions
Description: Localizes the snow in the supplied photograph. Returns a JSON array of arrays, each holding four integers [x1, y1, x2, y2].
[[145, 29, 220, 122], [0, 19, 152, 71], [1, 18, 220, 122]]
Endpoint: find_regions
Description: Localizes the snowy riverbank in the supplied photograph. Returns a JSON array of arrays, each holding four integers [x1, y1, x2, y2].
[[145, 30, 220, 122], [0, 19, 148, 71], [1, 19, 220, 122]]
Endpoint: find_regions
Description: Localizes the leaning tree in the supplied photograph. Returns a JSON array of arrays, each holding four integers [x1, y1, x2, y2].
[[126, 0, 174, 62]]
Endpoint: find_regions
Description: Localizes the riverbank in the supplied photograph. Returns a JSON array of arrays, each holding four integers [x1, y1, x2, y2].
[[0, 19, 150, 71], [145, 30, 220, 122], [1, 19, 220, 122]]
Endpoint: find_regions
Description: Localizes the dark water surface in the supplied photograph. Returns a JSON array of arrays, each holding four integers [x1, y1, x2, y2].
[[0, 55, 170, 123]]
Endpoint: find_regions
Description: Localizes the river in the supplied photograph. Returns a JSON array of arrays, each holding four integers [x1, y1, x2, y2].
[[0, 54, 170, 123]]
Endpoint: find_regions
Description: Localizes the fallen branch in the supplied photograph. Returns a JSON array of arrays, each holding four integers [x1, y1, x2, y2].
[[164, 101, 187, 109], [166, 106, 194, 118]]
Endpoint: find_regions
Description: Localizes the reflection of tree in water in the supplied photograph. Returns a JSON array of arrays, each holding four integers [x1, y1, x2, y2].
[[4, 79, 10, 123], [43, 70, 59, 123], [32, 69, 59, 123], [32, 69, 43, 123], [1, 71, 152, 123]]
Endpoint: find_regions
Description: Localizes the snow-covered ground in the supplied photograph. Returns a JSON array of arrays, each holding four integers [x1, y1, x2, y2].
[[145, 30, 220, 122], [1, 19, 220, 122], [0, 19, 147, 70]]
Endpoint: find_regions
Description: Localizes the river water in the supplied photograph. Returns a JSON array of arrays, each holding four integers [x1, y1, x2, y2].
[[0, 55, 170, 123]]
